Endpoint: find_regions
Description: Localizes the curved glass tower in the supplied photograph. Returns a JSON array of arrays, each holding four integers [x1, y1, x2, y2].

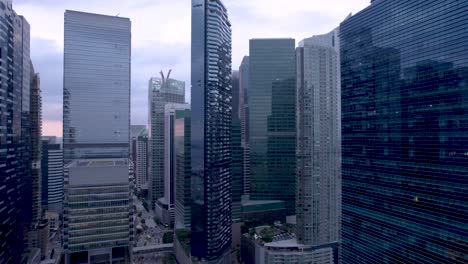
[[191, 0, 233, 262]]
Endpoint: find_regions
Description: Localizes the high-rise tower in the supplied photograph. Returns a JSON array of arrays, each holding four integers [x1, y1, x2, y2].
[[248, 39, 296, 215], [0, 0, 34, 262], [341, 0, 468, 263], [191, 0, 233, 262], [296, 28, 341, 261], [148, 74, 185, 209], [239, 56, 250, 194], [62, 10, 133, 263]]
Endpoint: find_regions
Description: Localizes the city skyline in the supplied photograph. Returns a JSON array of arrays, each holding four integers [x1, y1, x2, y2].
[[0, 0, 467, 263], [14, 0, 370, 137]]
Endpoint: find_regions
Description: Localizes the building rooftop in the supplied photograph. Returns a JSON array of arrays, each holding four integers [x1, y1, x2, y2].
[[242, 199, 283, 206], [245, 225, 296, 245], [66, 158, 128, 168]]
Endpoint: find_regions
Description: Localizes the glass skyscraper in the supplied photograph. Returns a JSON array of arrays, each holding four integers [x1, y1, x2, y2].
[[0, 1, 34, 262], [62, 10, 133, 263], [131, 125, 148, 192], [239, 56, 251, 194], [148, 76, 185, 210], [63, 10, 131, 161], [248, 39, 296, 215], [296, 28, 341, 259], [191, 0, 233, 262], [164, 104, 191, 230], [341, 0, 468, 263]]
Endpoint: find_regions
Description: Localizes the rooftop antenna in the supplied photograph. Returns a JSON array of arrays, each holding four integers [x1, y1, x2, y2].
[[116, 12, 120, 16]]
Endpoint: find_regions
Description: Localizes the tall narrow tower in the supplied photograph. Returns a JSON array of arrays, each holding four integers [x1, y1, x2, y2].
[[148, 72, 185, 210], [296, 28, 341, 260], [191, 0, 233, 262]]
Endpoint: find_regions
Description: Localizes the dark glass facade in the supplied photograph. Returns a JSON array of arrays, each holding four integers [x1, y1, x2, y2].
[[231, 119, 243, 222], [191, 0, 232, 261], [231, 71, 242, 222], [239, 56, 250, 194], [174, 109, 191, 229], [0, 1, 32, 262], [341, 0, 468, 263], [248, 39, 296, 215]]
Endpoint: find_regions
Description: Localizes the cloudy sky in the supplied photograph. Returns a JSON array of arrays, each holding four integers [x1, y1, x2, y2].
[[14, 0, 370, 137]]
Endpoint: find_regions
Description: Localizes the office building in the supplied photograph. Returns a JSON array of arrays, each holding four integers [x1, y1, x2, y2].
[[64, 159, 134, 263], [296, 28, 341, 259], [248, 39, 296, 215], [341, 0, 468, 263], [191, 0, 233, 262], [131, 125, 148, 192], [241, 226, 334, 264], [0, 0, 35, 262], [156, 103, 191, 228], [62, 10, 133, 263], [239, 56, 250, 194], [231, 72, 242, 218], [41, 137, 64, 214], [167, 105, 192, 230], [241, 195, 286, 226], [148, 75, 185, 209], [231, 119, 243, 223], [30, 65, 42, 226], [63, 11, 130, 161]]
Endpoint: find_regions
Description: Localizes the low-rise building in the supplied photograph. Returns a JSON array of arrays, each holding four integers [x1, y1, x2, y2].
[[241, 226, 337, 264]]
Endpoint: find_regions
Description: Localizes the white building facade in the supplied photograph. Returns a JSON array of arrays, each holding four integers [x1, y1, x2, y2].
[[296, 27, 342, 258]]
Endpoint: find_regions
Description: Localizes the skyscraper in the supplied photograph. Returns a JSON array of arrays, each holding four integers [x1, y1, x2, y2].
[[231, 73, 243, 223], [30, 64, 42, 226], [163, 103, 191, 228], [41, 137, 64, 214], [131, 125, 148, 192], [148, 75, 185, 209], [296, 28, 341, 261], [0, 0, 34, 262], [62, 10, 133, 263], [191, 0, 232, 262], [248, 39, 296, 215], [239, 56, 250, 194], [63, 11, 130, 161], [341, 0, 468, 263]]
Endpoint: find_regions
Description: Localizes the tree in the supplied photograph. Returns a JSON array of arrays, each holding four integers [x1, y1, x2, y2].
[[163, 232, 174, 243]]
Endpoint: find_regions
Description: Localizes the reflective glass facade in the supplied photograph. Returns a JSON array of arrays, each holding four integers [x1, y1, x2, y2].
[[0, 1, 32, 262], [191, 0, 233, 261], [148, 77, 185, 209], [231, 71, 242, 222], [62, 10, 133, 263], [239, 56, 250, 194], [171, 107, 191, 230], [63, 10, 131, 161], [341, 0, 468, 263], [248, 39, 296, 215]]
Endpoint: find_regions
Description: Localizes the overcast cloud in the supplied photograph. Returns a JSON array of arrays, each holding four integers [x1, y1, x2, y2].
[[14, 0, 370, 136]]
